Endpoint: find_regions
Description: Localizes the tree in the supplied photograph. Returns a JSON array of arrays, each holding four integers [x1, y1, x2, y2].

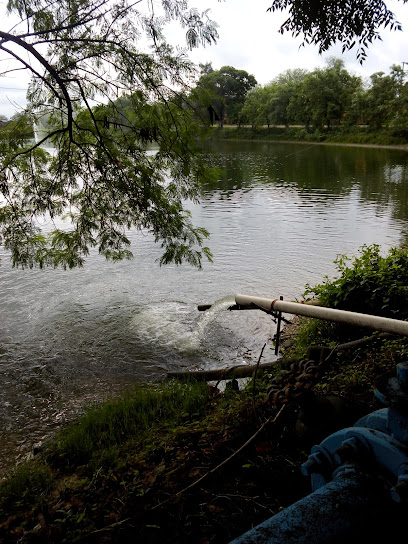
[[0, 0, 219, 269], [240, 85, 274, 128], [288, 59, 362, 130], [198, 62, 214, 76], [269, 69, 308, 127], [389, 64, 408, 129], [197, 66, 257, 127], [268, 0, 404, 62], [364, 68, 406, 129]]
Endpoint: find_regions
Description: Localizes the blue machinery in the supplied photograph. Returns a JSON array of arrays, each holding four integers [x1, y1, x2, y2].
[[220, 295, 408, 543], [229, 361, 408, 543]]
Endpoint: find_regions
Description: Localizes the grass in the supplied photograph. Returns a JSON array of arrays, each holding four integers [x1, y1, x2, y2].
[[0, 462, 52, 512], [0, 381, 212, 516], [50, 380, 212, 464], [0, 376, 310, 543]]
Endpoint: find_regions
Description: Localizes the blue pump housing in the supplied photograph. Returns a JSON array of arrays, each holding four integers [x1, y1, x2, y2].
[[229, 362, 408, 544]]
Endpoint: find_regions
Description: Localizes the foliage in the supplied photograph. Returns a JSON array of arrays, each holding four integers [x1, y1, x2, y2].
[[285, 317, 336, 359], [197, 65, 257, 127], [268, 0, 403, 63], [222, 60, 408, 141], [363, 66, 408, 129], [209, 124, 408, 146], [0, 0, 220, 269], [240, 70, 309, 128], [0, 462, 52, 513], [0, 113, 34, 139], [288, 58, 362, 130], [240, 85, 274, 128], [305, 244, 408, 319], [269, 69, 309, 126]]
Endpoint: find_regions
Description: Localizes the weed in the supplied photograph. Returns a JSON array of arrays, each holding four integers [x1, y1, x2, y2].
[[0, 462, 52, 513], [305, 245, 408, 319]]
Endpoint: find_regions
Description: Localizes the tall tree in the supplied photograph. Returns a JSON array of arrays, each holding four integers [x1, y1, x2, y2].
[[288, 59, 362, 130], [197, 65, 257, 127], [269, 69, 308, 126], [0, 0, 219, 269], [240, 85, 275, 128], [364, 66, 408, 129]]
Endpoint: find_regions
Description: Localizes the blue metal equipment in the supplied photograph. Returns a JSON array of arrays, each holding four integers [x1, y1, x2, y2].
[[229, 362, 408, 544]]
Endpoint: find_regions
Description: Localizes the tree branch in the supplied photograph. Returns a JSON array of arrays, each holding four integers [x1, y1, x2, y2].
[[0, 30, 73, 140]]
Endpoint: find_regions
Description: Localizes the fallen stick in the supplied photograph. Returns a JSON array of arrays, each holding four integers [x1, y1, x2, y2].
[[166, 359, 299, 382]]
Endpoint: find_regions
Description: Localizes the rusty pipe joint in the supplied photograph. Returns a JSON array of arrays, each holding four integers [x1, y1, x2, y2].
[[333, 436, 366, 464], [300, 446, 333, 477]]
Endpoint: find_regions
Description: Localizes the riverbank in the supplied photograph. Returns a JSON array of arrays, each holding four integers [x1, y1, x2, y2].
[[1, 322, 404, 543], [209, 125, 408, 150], [0, 376, 311, 543]]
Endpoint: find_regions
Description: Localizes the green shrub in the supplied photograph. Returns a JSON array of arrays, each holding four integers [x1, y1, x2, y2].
[[305, 244, 408, 319]]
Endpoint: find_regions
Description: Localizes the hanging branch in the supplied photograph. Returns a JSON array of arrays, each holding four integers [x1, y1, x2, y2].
[[0, 30, 74, 140]]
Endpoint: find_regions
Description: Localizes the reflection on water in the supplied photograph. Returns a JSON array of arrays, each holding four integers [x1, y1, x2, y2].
[[1, 140, 408, 475]]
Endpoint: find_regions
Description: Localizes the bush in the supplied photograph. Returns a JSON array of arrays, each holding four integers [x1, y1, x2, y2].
[[305, 245, 408, 319], [0, 462, 52, 513]]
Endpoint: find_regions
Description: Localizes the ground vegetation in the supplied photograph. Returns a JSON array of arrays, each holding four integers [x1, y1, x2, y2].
[[2, 245, 408, 543]]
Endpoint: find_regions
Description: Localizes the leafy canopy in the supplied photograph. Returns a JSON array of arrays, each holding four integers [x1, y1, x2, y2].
[[268, 0, 404, 63], [197, 65, 257, 126], [0, 0, 219, 268]]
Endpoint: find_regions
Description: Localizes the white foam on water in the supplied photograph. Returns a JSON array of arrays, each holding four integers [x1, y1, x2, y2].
[[129, 301, 203, 355]]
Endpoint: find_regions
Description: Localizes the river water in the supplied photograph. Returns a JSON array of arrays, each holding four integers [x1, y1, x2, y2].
[[1, 140, 408, 475]]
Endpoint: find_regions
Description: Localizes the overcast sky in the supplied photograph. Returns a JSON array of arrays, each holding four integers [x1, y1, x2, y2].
[[184, 0, 408, 82], [1, 0, 408, 118]]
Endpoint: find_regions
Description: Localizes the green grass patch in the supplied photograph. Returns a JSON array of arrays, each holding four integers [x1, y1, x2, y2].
[[0, 461, 53, 514], [0, 380, 213, 524], [51, 380, 211, 464]]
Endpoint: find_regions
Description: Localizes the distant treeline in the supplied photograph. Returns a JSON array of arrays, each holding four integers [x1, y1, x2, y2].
[[194, 59, 408, 139], [3, 58, 407, 146]]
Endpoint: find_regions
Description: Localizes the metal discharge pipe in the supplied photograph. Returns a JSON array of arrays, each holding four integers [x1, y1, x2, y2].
[[235, 294, 408, 337]]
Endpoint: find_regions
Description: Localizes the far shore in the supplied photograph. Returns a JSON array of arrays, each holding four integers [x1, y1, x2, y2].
[[209, 125, 408, 151], [210, 137, 408, 152]]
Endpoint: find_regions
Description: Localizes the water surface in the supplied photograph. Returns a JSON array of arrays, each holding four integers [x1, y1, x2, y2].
[[1, 140, 408, 474]]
